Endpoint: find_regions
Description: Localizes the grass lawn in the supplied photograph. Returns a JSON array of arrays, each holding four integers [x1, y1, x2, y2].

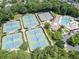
[[0, 27, 2, 38], [45, 29, 53, 40], [14, 14, 22, 20], [0, 27, 2, 49], [45, 29, 55, 45], [64, 28, 70, 33], [50, 11, 58, 18]]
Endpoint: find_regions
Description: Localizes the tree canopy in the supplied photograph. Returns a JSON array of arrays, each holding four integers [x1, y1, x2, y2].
[[67, 33, 79, 46], [0, 0, 79, 25], [44, 22, 50, 29]]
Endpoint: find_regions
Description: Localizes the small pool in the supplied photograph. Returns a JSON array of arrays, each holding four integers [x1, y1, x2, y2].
[[59, 16, 71, 26]]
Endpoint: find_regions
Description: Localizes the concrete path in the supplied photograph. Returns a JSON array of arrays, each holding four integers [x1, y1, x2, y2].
[[20, 17, 27, 42]]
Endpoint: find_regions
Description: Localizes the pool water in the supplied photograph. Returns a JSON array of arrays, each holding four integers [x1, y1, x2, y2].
[[59, 16, 71, 26]]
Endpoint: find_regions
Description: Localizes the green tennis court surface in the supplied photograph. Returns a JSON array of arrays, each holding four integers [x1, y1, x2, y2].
[[26, 28, 49, 51]]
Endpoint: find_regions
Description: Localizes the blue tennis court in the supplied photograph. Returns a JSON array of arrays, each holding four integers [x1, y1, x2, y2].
[[22, 14, 39, 29], [26, 28, 49, 51], [3, 21, 20, 33], [2, 33, 23, 50], [38, 12, 53, 21]]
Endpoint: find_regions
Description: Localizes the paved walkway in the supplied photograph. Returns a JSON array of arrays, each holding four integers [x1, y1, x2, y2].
[[35, 13, 54, 46], [20, 17, 27, 42]]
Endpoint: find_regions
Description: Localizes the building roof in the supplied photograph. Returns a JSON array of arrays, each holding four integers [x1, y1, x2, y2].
[[51, 15, 62, 31]]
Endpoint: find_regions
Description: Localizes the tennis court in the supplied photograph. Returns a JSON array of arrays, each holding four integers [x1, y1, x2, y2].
[[22, 14, 39, 29], [3, 21, 21, 33], [38, 12, 53, 21], [26, 28, 49, 51], [2, 33, 23, 50]]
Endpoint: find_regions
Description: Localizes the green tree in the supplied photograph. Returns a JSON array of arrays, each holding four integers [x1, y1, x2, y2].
[[0, 7, 14, 25], [60, 3, 69, 15], [12, 3, 27, 14], [68, 51, 79, 59], [9, 0, 17, 4], [55, 40, 65, 49], [19, 42, 28, 51], [17, 50, 31, 59], [44, 22, 50, 29], [67, 33, 79, 46], [52, 31, 63, 41], [5, 51, 17, 59], [32, 48, 42, 59]]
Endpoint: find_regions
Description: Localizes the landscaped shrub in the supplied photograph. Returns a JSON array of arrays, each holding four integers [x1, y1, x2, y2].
[[44, 22, 50, 29], [19, 42, 28, 51], [52, 31, 63, 41], [67, 33, 79, 46], [55, 40, 65, 49]]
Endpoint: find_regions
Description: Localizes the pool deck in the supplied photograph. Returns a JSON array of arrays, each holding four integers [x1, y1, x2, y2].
[[59, 16, 79, 30]]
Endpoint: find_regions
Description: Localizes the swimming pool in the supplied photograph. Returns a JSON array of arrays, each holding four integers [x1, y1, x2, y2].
[[2, 33, 23, 50], [59, 16, 71, 26], [3, 21, 20, 33], [22, 14, 39, 29], [26, 28, 49, 51]]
